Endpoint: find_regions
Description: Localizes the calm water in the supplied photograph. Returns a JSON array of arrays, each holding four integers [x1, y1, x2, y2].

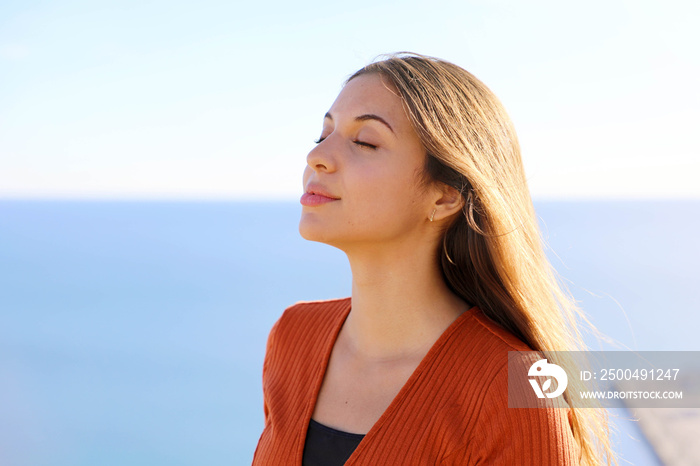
[[0, 200, 698, 465]]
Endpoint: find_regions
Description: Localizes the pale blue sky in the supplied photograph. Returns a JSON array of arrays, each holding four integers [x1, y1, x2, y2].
[[1, 0, 698, 199]]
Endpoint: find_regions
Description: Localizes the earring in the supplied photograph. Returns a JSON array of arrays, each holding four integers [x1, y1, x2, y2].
[[429, 209, 436, 222]]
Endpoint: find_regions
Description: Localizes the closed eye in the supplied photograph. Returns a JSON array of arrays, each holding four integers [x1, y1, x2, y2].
[[353, 140, 377, 150], [314, 137, 377, 150]]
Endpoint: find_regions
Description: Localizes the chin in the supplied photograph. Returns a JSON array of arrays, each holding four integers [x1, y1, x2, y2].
[[298, 216, 343, 248], [299, 215, 326, 242]]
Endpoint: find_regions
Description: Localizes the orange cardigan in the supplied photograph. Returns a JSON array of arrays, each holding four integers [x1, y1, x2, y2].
[[253, 297, 581, 465]]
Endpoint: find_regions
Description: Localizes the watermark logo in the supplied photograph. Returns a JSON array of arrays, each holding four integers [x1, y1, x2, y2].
[[528, 359, 568, 398], [509, 351, 697, 408]]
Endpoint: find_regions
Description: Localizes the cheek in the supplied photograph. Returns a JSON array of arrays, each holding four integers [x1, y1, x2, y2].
[[349, 165, 420, 214]]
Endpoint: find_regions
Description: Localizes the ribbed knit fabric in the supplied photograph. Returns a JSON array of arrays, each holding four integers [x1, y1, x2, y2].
[[252, 297, 581, 465]]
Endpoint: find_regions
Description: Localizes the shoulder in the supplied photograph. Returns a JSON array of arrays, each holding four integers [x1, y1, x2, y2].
[[467, 306, 532, 352], [439, 306, 532, 384], [271, 296, 350, 338], [264, 297, 351, 361], [279, 296, 351, 322], [439, 307, 581, 464]]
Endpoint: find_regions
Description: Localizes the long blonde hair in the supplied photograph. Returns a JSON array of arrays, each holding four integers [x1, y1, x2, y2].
[[347, 52, 616, 465]]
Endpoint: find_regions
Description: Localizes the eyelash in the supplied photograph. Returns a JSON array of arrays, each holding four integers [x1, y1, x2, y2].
[[313, 137, 377, 150]]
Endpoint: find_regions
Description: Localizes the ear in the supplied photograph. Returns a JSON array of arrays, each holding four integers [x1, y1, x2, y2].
[[431, 184, 464, 222]]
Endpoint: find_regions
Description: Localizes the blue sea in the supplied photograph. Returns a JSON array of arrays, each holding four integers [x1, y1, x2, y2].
[[1, 200, 698, 465]]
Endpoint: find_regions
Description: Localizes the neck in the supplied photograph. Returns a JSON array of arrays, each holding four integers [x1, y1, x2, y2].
[[342, 240, 469, 362]]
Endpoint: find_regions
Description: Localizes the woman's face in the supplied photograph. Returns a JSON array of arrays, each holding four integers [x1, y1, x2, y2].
[[300, 73, 437, 250]]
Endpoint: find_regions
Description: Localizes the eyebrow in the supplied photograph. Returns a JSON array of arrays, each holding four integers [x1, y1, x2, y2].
[[324, 112, 395, 135]]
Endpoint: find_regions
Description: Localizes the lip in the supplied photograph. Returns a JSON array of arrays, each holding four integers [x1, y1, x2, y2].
[[304, 183, 340, 200], [301, 183, 340, 207]]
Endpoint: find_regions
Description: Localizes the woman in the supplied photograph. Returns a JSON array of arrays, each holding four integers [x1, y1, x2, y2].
[[253, 52, 615, 465]]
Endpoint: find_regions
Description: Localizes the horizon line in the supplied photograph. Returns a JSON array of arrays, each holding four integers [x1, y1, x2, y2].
[[1, 195, 699, 202]]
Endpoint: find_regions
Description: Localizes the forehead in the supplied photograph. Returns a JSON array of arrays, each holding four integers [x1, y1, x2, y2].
[[328, 73, 409, 131]]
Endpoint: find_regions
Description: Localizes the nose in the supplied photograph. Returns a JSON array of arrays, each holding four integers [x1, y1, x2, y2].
[[306, 138, 337, 173]]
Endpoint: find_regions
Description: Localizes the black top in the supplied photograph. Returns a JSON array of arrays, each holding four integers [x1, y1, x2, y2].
[[302, 418, 366, 466]]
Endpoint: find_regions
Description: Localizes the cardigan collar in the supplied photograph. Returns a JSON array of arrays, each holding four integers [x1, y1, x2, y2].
[[295, 298, 478, 464]]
